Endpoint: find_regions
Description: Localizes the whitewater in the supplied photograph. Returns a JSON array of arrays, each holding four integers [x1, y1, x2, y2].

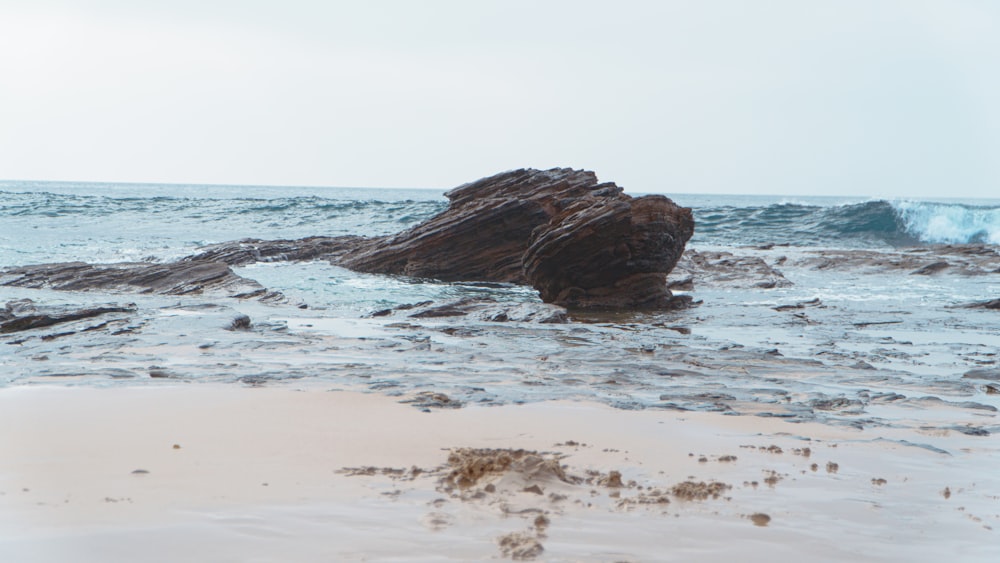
[[2, 178, 997, 412], [2, 178, 999, 561], [0, 181, 1000, 404], [3, 181, 999, 267]]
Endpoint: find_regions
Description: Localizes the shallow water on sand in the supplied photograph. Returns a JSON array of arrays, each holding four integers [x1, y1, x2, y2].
[[1, 183, 998, 438], [2, 181, 999, 561], [2, 251, 997, 441]]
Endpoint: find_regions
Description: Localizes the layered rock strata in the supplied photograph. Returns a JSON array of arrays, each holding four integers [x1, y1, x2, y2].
[[336, 168, 694, 308], [2, 168, 694, 310], [0, 261, 283, 301]]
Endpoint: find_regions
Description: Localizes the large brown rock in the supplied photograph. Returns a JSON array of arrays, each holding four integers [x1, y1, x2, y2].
[[523, 193, 693, 308], [337, 168, 586, 282], [337, 168, 694, 309], [3, 168, 693, 311]]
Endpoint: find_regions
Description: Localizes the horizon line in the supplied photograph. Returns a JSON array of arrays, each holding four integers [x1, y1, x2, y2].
[[1, 177, 997, 202]]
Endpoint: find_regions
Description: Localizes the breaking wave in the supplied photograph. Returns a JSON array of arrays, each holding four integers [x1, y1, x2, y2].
[[2, 181, 996, 252], [692, 200, 1000, 247], [892, 200, 1000, 245]]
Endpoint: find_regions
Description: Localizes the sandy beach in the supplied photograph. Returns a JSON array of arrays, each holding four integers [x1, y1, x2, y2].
[[5, 0, 1000, 560], [2, 383, 996, 562]]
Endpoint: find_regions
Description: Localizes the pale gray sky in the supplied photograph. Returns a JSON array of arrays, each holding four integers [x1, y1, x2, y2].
[[1, 0, 998, 197]]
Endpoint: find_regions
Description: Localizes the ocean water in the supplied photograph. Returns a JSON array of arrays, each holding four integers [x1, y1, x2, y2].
[[4, 182, 1000, 560], [4, 182, 1000, 269], [1, 179, 999, 434]]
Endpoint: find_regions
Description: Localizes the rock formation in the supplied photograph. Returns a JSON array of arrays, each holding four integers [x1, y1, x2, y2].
[[334, 168, 694, 308], [671, 250, 793, 290], [2, 168, 694, 310], [185, 236, 362, 267], [1, 298, 135, 334], [793, 245, 1000, 276], [0, 261, 283, 301], [962, 299, 1000, 310], [369, 297, 569, 324]]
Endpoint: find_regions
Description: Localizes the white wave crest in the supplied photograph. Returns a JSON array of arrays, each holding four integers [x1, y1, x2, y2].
[[892, 200, 1000, 244]]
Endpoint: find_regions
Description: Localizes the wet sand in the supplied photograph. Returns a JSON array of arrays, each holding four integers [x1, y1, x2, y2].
[[1, 384, 997, 562]]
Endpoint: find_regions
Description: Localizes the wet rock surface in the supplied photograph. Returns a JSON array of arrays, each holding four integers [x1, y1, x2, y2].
[[185, 169, 695, 309], [665, 243, 1000, 291], [962, 299, 1000, 310], [185, 236, 364, 267], [339, 168, 693, 308], [0, 261, 284, 301], [4, 169, 693, 311], [370, 298, 568, 324], [671, 249, 792, 289], [1, 299, 135, 334], [1, 190, 997, 438], [964, 368, 1000, 382], [3, 267, 995, 439], [520, 188, 693, 308], [793, 244, 1000, 275]]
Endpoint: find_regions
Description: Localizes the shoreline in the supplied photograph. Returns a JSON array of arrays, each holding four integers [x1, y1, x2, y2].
[[2, 384, 996, 562]]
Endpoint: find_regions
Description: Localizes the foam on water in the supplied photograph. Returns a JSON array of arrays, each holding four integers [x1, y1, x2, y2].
[[0, 183, 448, 266], [4, 182, 998, 267], [690, 198, 1000, 248], [2, 180, 1000, 563], [892, 200, 1000, 245], [2, 181, 998, 417]]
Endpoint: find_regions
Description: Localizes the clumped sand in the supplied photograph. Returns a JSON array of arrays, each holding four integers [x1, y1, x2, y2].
[[1, 385, 997, 562], [496, 531, 544, 560], [670, 480, 732, 501], [440, 448, 575, 490], [343, 447, 576, 560], [343, 446, 739, 559]]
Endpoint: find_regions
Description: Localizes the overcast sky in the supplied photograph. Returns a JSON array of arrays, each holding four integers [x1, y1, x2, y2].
[[1, 1, 998, 197]]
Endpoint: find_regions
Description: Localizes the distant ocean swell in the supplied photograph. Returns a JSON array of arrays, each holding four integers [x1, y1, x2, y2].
[[0, 190, 449, 265], [2, 188, 998, 257], [692, 200, 1000, 247], [0, 192, 447, 241], [0, 192, 445, 224]]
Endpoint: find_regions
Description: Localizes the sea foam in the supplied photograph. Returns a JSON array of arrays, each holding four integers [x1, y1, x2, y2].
[[892, 200, 1000, 245]]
